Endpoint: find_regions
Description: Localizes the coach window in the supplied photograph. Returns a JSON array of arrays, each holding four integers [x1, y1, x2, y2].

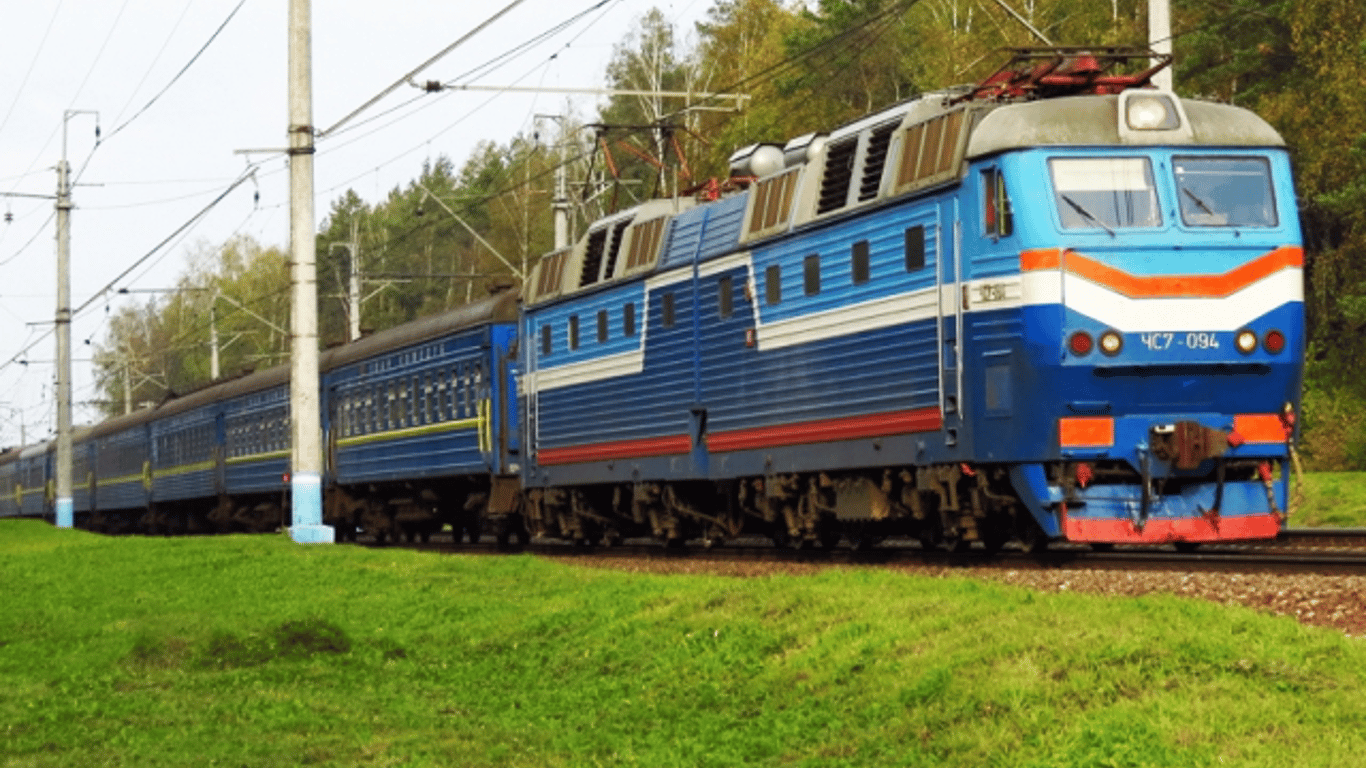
[[408, 378, 418, 427], [851, 240, 871, 285], [718, 276, 734, 319], [464, 366, 475, 419], [569, 315, 580, 351], [662, 292, 676, 328], [982, 168, 1013, 238], [905, 225, 926, 271], [456, 363, 467, 415], [434, 372, 447, 422], [597, 309, 609, 342], [623, 302, 636, 337], [803, 254, 821, 296], [420, 371, 431, 423], [540, 324, 552, 356], [765, 264, 781, 305]]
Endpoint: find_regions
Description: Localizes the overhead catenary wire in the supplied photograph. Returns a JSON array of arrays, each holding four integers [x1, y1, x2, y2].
[[319, 0, 535, 138]]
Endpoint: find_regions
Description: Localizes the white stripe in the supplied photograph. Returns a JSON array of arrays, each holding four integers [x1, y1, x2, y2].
[[522, 349, 644, 392], [1026, 268, 1302, 332], [757, 286, 940, 351]]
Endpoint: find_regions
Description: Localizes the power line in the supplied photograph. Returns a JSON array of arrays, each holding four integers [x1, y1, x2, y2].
[[101, 0, 248, 145]]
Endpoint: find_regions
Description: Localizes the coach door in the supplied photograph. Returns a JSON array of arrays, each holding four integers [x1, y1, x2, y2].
[[936, 202, 963, 448]]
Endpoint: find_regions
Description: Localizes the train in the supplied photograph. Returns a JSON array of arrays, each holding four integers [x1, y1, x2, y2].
[[0, 49, 1304, 551]]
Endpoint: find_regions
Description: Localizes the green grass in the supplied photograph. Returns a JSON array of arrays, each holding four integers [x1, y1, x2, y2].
[[3, 520, 1366, 767], [1291, 472, 1366, 527]]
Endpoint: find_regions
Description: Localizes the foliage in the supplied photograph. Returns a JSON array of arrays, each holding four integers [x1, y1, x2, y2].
[[4, 521, 1366, 766], [91, 235, 290, 412]]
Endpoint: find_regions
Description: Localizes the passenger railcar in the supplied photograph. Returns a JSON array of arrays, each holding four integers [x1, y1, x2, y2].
[[519, 49, 1303, 549], [0, 444, 23, 519], [321, 288, 521, 543]]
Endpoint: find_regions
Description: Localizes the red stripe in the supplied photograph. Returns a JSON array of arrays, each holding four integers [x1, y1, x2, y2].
[[538, 434, 690, 466], [1061, 511, 1281, 543], [1021, 246, 1302, 298], [707, 408, 943, 453]]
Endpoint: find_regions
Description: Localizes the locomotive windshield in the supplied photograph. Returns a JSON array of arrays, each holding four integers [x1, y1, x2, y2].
[[1173, 156, 1278, 228], [1049, 157, 1161, 231]]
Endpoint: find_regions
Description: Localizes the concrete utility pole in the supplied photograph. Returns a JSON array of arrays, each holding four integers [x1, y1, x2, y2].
[[287, 0, 332, 543], [348, 218, 361, 341], [209, 295, 220, 380], [55, 153, 72, 529], [1150, 0, 1173, 91], [54, 110, 97, 529]]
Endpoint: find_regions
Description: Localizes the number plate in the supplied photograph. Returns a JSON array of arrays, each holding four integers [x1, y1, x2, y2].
[[1138, 332, 1222, 352]]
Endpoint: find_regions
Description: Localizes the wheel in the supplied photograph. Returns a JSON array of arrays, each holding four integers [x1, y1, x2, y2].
[[769, 526, 792, 549], [817, 526, 842, 551], [1090, 542, 1115, 552], [980, 527, 1009, 555], [1017, 520, 1049, 553], [917, 517, 942, 551], [1174, 542, 1201, 553]]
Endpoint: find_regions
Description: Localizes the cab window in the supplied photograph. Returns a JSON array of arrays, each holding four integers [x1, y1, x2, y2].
[[1049, 157, 1160, 230], [1173, 156, 1277, 227]]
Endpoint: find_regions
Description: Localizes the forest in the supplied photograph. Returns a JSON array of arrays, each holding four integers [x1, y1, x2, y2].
[[93, 0, 1366, 469]]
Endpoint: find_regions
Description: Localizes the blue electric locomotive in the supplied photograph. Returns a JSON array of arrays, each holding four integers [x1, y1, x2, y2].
[[519, 49, 1302, 549]]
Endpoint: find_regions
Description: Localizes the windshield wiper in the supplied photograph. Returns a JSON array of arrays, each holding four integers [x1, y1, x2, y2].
[[1061, 195, 1116, 238], [1181, 186, 1216, 216]]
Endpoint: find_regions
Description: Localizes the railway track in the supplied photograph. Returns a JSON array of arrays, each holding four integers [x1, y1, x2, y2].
[[366, 527, 1366, 576]]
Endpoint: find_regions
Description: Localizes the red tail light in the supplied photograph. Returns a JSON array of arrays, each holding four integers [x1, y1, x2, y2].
[[1263, 329, 1285, 354], [1069, 331, 1093, 356]]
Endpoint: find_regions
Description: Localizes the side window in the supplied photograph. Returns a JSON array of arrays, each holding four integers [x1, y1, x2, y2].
[[982, 168, 1013, 238], [569, 315, 580, 351], [851, 240, 870, 285], [905, 225, 926, 272], [541, 324, 552, 356], [597, 310, 609, 343], [765, 264, 781, 305], [623, 303, 636, 337], [662, 292, 676, 328], [803, 254, 821, 296], [718, 276, 734, 319]]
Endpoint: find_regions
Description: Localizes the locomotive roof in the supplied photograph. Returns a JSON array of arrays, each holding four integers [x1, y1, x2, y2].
[[965, 94, 1284, 158]]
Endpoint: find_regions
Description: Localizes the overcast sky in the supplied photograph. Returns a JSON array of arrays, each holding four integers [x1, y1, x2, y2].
[[0, 0, 709, 446]]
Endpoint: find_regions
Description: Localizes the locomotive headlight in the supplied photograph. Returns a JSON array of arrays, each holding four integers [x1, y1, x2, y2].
[[1099, 330, 1123, 356], [1235, 329, 1258, 354], [1126, 95, 1180, 131]]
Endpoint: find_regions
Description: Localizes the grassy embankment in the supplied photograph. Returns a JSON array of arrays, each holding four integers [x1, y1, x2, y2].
[[1291, 471, 1366, 527], [3, 520, 1366, 767]]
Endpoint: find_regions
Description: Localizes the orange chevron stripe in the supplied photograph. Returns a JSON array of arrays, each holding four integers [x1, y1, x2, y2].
[[1020, 246, 1302, 298]]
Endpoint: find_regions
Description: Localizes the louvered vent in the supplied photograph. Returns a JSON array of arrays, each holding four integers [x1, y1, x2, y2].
[[858, 122, 899, 202], [816, 138, 857, 214], [579, 227, 609, 287], [895, 108, 967, 192], [747, 167, 801, 234], [600, 219, 631, 281], [533, 250, 570, 301], [626, 217, 666, 270]]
